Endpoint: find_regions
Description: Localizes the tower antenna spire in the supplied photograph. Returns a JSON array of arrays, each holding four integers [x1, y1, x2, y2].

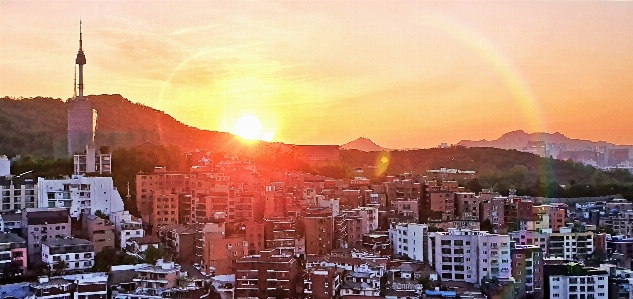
[[73, 65, 77, 98], [79, 18, 83, 50], [75, 18, 86, 98]]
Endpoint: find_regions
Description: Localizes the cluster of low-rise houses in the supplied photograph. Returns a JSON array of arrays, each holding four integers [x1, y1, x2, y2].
[[2, 150, 633, 299]]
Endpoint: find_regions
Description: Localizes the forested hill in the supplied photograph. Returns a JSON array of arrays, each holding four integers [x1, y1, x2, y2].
[[341, 147, 633, 198], [0, 95, 245, 157]]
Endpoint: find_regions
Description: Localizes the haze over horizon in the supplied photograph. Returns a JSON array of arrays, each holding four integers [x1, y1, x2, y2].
[[1, 1, 632, 149]]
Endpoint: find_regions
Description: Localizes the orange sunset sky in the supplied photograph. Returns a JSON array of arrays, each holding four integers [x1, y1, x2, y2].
[[1, 1, 632, 149]]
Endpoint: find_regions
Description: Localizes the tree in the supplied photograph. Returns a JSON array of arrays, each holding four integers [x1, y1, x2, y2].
[[418, 275, 432, 290], [144, 245, 164, 265], [480, 219, 494, 233], [54, 260, 68, 275], [94, 210, 108, 219], [93, 246, 117, 272]]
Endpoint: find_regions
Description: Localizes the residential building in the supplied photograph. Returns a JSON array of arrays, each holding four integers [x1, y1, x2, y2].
[[427, 190, 455, 221], [0, 232, 27, 277], [598, 264, 633, 299], [509, 230, 549, 254], [511, 245, 543, 299], [241, 221, 265, 255], [428, 228, 513, 285], [37, 175, 124, 219], [115, 260, 207, 299], [454, 192, 480, 220], [158, 224, 202, 265], [547, 227, 594, 260], [81, 214, 114, 254], [42, 237, 95, 273], [1, 213, 23, 234], [390, 223, 427, 262], [264, 216, 296, 254], [73, 144, 111, 175], [110, 210, 144, 249], [543, 262, 608, 299], [304, 267, 341, 299], [340, 271, 380, 297], [126, 236, 160, 254], [392, 200, 418, 219], [22, 208, 71, 265], [149, 190, 178, 229], [0, 176, 37, 213], [304, 208, 334, 255], [201, 220, 248, 275], [235, 254, 298, 299]]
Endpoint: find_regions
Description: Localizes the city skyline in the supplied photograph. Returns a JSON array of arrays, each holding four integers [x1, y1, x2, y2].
[[1, 1, 632, 149]]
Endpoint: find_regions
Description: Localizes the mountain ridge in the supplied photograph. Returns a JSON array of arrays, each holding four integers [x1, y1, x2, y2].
[[340, 137, 387, 152], [458, 130, 632, 151]]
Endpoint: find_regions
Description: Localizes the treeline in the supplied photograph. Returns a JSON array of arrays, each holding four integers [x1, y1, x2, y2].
[[342, 147, 633, 198], [0, 97, 68, 157]]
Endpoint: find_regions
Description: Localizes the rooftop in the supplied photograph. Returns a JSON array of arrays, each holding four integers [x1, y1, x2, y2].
[[0, 232, 26, 244], [43, 237, 93, 247]]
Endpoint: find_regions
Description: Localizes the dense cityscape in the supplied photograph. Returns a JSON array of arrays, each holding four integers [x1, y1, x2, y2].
[[2, 3, 633, 299]]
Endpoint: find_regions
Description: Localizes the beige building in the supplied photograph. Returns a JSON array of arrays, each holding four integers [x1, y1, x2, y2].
[[81, 213, 115, 253]]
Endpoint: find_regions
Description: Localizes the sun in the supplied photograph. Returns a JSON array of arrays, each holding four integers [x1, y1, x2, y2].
[[235, 114, 264, 140]]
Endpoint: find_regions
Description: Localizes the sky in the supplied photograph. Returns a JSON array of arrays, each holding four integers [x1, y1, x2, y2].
[[1, 1, 632, 149]]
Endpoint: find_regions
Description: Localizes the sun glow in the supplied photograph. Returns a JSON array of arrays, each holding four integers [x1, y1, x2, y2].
[[235, 114, 264, 140]]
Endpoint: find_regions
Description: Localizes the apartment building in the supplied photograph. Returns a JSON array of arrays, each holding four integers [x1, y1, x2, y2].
[[304, 208, 334, 255], [509, 230, 549, 254], [73, 144, 111, 175], [600, 210, 633, 237], [479, 197, 506, 229], [454, 192, 480, 220], [342, 207, 378, 234], [427, 190, 455, 221], [264, 217, 296, 254], [547, 227, 594, 260], [22, 208, 71, 264], [235, 254, 298, 299], [42, 237, 95, 273], [1, 213, 22, 234], [544, 262, 608, 299], [390, 223, 427, 262], [110, 210, 144, 249], [150, 190, 179, 229], [114, 260, 206, 299], [136, 168, 191, 223], [37, 175, 124, 219], [511, 245, 543, 299], [392, 200, 419, 219], [0, 232, 27, 277], [428, 228, 512, 285], [158, 224, 202, 265], [0, 176, 37, 213], [81, 214, 115, 254], [202, 221, 248, 275], [303, 267, 341, 299], [241, 221, 264, 255]]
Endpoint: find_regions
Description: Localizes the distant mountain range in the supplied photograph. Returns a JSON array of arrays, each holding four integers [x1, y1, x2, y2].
[[340, 137, 387, 152], [458, 130, 632, 151]]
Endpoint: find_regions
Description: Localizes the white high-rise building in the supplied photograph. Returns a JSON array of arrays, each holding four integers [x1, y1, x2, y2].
[[74, 144, 111, 175], [37, 175, 124, 219], [547, 262, 608, 299], [389, 223, 427, 261], [110, 210, 144, 249], [428, 228, 513, 285]]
